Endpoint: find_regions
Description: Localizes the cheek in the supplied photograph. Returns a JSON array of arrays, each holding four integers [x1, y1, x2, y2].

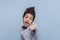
[[29, 20, 33, 24], [23, 18, 26, 22]]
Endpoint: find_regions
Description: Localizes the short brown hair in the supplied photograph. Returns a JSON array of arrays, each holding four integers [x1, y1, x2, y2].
[[23, 7, 35, 21]]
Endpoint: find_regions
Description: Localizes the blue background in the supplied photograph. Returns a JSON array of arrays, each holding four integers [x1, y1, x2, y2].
[[0, 0, 60, 40]]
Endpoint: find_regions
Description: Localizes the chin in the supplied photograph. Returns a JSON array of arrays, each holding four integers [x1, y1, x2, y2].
[[23, 24, 30, 27], [24, 25, 28, 27]]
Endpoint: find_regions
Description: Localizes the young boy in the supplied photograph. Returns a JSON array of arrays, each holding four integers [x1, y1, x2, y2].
[[21, 7, 37, 40]]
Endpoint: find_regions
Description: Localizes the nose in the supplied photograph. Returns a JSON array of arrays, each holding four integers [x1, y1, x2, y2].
[[26, 18, 29, 21]]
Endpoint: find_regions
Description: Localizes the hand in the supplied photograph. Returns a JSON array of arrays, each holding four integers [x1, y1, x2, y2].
[[29, 24, 36, 31]]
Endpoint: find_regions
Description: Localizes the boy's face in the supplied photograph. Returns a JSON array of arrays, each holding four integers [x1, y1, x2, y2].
[[23, 13, 33, 27]]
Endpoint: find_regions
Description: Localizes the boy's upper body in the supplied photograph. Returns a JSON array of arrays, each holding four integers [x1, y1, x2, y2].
[[21, 7, 37, 40]]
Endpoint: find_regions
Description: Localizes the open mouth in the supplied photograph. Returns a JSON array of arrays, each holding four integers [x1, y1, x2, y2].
[[24, 21, 29, 27], [25, 22, 29, 24]]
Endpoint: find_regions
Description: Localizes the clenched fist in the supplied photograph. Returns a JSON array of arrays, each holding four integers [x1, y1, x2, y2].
[[29, 24, 36, 31]]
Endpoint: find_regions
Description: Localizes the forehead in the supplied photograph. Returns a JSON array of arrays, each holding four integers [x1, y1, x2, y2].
[[25, 13, 33, 18]]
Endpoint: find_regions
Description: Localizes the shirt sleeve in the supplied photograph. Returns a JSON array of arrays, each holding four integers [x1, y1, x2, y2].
[[29, 28, 38, 40]]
